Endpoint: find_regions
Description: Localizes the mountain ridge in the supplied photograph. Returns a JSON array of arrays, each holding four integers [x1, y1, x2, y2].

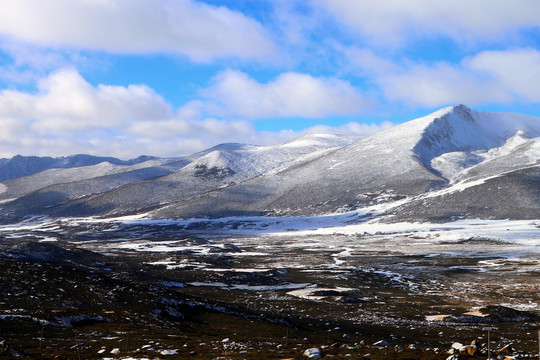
[[0, 105, 538, 224], [0, 154, 158, 182]]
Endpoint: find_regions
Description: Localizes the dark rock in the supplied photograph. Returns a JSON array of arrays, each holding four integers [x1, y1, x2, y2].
[[373, 340, 390, 348], [445, 306, 540, 323]]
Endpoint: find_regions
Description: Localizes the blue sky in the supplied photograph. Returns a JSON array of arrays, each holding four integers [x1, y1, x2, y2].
[[0, 0, 539, 158]]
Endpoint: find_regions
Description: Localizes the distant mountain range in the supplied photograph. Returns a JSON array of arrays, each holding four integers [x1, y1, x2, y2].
[[0, 154, 156, 182], [0, 105, 538, 224]]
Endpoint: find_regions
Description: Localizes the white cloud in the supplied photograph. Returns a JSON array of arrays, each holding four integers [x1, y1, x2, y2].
[[304, 121, 395, 137], [203, 69, 369, 119], [0, 0, 275, 62], [0, 68, 172, 133], [339, 46, 400, 77], [0, 68, 179, 157], [0, 39, 74, 70], [0, 69, 388, 158], [314, 0, 540, 46], [374, 48, 540, 107], [0, 67, 39, 84], [466, 48, 540, 102], [379, 62, 508, 107], [128, 118, 254, 139]]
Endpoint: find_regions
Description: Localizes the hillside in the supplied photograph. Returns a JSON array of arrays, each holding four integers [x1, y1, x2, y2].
[[0, 105, 538, 224]]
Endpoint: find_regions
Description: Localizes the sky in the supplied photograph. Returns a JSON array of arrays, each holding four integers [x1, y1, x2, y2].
[[0, 0, 539, 159]]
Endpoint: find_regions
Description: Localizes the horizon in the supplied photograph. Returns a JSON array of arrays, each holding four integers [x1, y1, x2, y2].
[[0, 1, 539, 158]]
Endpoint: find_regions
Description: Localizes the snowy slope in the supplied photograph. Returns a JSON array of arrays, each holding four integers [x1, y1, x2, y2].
[[0, 144, 262, 216], [56, 133, 357, 218], [152, 107, 463, 218], [0, 161, 122, 201], [174, 133, 358, 181], [0, 154, 155, 182], [432, 132, 539, 183], [0, 134, 357, 221], [421, 106, 540, 181], [0, 105, 538, 223], [0, 157, 194, 202], [151, 105, 539, 220], [0, 159, 194, 223]]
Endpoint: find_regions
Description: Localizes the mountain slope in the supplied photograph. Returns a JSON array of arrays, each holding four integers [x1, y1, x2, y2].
[[151, 105, 539, 220], [0, 105, 538, 224], [52, 134, 357, 217], [0, 134, 357, 221], [0, 154, 156, 182], [385, 165, 539, 222]]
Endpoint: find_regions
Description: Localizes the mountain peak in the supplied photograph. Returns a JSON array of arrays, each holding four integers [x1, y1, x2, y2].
[[432, 104, 471, 117], [413, 106, 499, 166], [449, 103, 471, 112]]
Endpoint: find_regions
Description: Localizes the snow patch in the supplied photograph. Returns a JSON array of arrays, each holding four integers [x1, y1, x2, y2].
[[273, 218, 540, 248], [188, 282, 310, 291], [287, 285, 356, 301], [160, 349, 179, 355]]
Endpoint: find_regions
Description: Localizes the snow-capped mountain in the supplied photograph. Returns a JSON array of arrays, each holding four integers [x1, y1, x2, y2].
[[0, 154, 157, 182], [59, 133, 357, 217], [0, 133, 357, 222], [0, 105, 538, 224]]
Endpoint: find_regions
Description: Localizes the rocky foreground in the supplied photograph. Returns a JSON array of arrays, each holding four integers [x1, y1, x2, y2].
[[1, 231, 539, 359]]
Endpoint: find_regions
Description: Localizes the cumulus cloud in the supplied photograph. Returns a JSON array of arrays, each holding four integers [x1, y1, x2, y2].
[[128, 118, 254, 139], [379, 63, 508, 107], [314, 0, 540, 46], [0, 68, 172, 133], [1, 39, 76, 70], [374, 48, 540, 107], [0, 69, 388, 158], [202, 69, 369, 119], [466, 48, 540, 102], [0, 69, 271, 157], [0, 68, 178, 157], [0, 0, 275, 62]]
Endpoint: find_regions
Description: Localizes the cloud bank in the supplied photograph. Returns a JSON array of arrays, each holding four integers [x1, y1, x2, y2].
[[314, 0, 540, 46], [0, 1, 538, 158], [203, 70, 369, 119], [0, 0, 275, 62], [0, 69, 391, 158], [376, 48, 540, 106]]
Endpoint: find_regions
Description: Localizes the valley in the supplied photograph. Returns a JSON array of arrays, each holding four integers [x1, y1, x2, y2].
[[0, 216, 539, 359], [0, 105, 539, 359]]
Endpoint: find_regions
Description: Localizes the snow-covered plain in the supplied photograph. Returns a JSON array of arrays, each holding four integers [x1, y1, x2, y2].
[[2, 208, 537, 264], [38, 212, 534, 314]]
